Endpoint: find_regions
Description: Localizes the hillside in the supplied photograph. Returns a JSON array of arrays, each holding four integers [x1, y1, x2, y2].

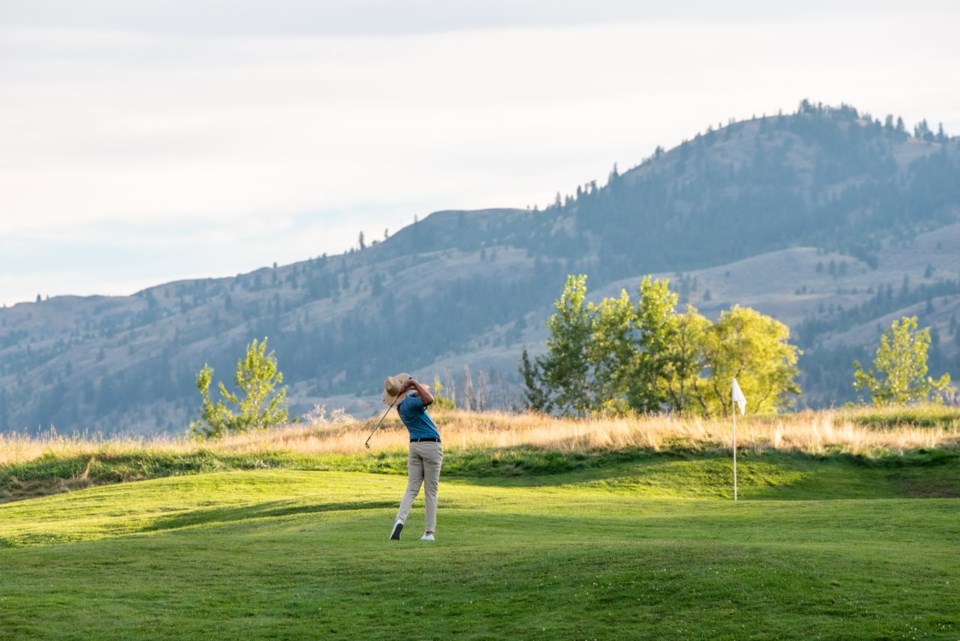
[[2, 102, 960, 434]]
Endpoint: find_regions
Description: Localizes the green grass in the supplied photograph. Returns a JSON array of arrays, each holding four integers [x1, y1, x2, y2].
[[5, 446, 959, 504], [1, 458, 959, 640], [840, 403, 960, 429]]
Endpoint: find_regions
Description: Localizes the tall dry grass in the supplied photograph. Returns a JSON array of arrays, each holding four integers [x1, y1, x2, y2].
[[364, 409, 959, 456], [3, 409, 958, 467]]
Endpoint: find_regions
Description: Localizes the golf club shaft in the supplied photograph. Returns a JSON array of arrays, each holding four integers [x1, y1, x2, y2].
[[365, 394, 400, 447]]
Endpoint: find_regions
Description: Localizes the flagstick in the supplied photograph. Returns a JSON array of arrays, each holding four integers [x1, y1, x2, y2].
[[730, 377, 745, 502], [732, 407, 738, 502]]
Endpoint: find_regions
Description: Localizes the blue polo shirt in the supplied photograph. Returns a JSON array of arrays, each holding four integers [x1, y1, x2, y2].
[[397, 394, 440, 441]]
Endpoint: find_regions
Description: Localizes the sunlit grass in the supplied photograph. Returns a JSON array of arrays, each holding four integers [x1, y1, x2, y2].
[[1, 411, 959, 638], [1, 470, 958, 640]]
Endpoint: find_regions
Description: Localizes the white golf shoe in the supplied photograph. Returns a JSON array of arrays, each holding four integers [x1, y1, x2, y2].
[[389, 522, 403, 540]]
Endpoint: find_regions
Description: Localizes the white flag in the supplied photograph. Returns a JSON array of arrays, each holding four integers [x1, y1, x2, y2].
[[731, 378, 746, 416]]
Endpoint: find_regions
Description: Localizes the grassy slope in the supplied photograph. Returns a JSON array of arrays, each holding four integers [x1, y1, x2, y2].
[[5, 446, 959, 504], [1, 462, 958, 640]]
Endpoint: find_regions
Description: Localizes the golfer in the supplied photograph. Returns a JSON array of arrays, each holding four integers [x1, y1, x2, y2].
[[383, 373, 442, 542]]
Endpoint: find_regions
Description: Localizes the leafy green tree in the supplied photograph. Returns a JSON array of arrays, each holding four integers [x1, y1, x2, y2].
[[585, 277, 684, 414], [520, 275, 595, 415], [191, 337, 288, 438], [587, 289, 637, 413], [522, 276, 802, 418], [542, 275, 594, 415], [662, 305, 710, 414], [630, 276, 679, 412], [692, 306, 801, 416], [853, 316, 954, 406]]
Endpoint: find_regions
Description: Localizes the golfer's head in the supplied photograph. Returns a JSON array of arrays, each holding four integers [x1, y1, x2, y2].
[[382, 373, 411, 405]]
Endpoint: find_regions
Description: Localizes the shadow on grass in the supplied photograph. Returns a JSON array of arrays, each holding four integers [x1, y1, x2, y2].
[[141, 499, 397, 533]]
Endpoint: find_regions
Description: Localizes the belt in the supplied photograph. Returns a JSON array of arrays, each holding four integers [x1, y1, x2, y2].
[[410, 437, 441, 443]]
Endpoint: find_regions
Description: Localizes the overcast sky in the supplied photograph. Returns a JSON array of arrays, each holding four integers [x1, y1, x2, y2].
[[2, 0, 959, 306]]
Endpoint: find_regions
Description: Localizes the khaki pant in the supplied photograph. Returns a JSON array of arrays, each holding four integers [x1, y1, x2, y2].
[[395, 441, 443, 532]]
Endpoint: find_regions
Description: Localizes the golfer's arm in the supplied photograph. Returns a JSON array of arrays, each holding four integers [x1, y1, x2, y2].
[[411, 379, 434, 406]]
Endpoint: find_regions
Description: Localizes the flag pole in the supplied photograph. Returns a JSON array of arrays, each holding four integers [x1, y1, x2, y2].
[[731, 377, 745, 502], [732, 405, 738, 501]]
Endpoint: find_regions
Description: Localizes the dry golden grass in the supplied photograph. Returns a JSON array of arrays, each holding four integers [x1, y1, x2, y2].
[[397, 409, 960, 456], [2, 409, 958, 468]]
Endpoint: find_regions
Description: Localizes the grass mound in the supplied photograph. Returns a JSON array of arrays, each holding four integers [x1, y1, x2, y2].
[[2, 407, 959, 502]]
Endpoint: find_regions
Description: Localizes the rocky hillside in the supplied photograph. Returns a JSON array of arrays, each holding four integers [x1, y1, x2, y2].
[[2, 103, 959, 434]]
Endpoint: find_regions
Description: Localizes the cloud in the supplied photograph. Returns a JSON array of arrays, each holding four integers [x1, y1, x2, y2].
[[0, 0, 887, 37], [1, 1, 959, 304], [7, 0, 958, 37]]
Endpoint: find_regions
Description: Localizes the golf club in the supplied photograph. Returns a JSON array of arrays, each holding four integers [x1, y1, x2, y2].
[[364, 392, 401, 448]]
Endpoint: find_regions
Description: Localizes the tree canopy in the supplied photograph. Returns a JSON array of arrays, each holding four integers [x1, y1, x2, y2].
[[521, 275, 801, 417], [853, 316, 954, 406]]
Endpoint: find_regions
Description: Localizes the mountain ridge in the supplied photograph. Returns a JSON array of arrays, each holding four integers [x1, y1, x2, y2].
[[3, 103, 959, 433]]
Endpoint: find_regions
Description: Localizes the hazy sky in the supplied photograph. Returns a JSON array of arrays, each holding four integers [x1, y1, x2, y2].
[[2, 0, 959, 306]]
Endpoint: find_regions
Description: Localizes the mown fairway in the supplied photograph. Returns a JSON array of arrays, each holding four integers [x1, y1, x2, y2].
[[1, 463, 958, 640]]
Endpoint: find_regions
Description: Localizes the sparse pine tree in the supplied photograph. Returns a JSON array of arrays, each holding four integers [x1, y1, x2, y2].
[[519, 348, 550, 412]]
